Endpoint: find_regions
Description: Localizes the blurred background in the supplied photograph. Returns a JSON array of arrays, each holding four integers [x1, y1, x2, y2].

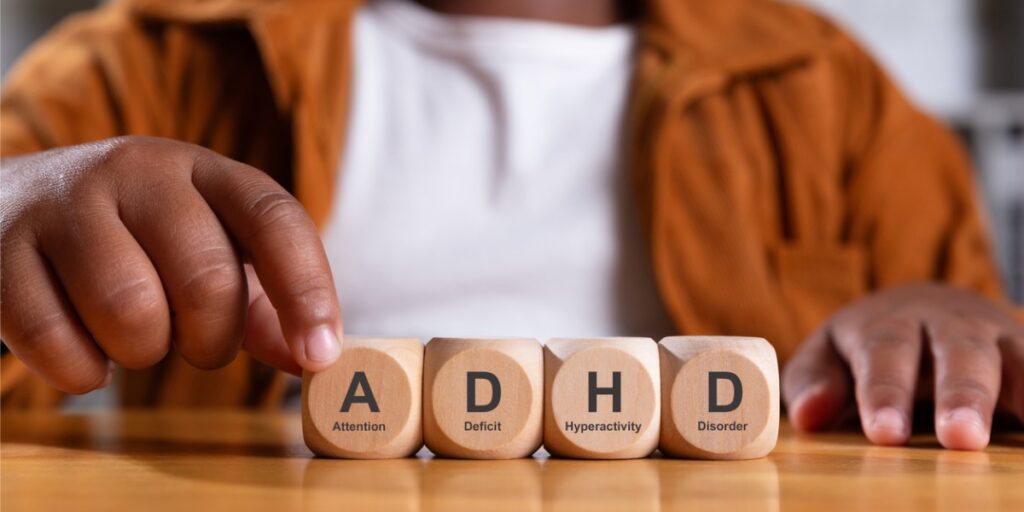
[[2, 0, 1022, 300]]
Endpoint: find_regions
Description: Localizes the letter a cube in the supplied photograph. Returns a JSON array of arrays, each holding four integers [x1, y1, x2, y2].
[[423, 337, 544, 459], [302, 336, 423, 458], [543, 337, 660, 459], [658, 336, 779, 459]]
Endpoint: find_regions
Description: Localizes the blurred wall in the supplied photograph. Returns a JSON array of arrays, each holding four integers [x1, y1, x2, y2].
[[1, 0, 101, 77], [797, 0, 1024, 117]]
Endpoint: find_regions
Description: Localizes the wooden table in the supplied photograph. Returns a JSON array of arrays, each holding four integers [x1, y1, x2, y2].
[[2, 411, 1022, 511]]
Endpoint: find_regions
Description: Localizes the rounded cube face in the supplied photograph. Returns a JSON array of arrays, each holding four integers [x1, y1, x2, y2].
[[550, 347, 658, 453], [544, 338, 660, 459], [424, 338, 544, 459], [302, 337, 423, 459], [658, 336, 779, 460], [671, 350, 771, 454], [431, 349, 536, 451]]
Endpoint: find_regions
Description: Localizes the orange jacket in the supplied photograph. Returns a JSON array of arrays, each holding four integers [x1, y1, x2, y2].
[[0, 0, 1010, 408]]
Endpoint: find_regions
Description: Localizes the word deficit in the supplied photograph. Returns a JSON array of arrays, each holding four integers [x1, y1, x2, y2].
[[302, 336, 779, 460]]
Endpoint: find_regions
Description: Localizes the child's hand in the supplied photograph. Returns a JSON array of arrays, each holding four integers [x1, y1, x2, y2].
[[1, 136, 343, 393], [782, 283, 1024, 450]]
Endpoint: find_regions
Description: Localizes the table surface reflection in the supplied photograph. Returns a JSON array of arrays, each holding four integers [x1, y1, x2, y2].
[[1, 410, 1022, 511]]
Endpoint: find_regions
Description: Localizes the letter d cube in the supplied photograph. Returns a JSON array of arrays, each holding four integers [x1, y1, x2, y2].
[[658, 336, 779, 459], [423, 338, 543, 459], [302, 336, 423, 458]]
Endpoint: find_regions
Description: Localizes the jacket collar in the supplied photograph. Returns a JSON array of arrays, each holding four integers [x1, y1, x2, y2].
[[633, 0, 824, 117], [645, 0, 822, 70]]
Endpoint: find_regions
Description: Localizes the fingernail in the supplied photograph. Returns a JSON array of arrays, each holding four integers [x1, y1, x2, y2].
[[792, 383, 827, 411], [871, 407, 907, 435], [940, 407, 989, 447], [789, 383, 827, 428], [937, 407, 990, 450], [305, 326, 341, 363], [944, 407, 985, 429]]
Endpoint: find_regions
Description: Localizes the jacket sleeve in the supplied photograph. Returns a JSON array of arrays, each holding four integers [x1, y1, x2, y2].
[[831, 29, 1020, 317]]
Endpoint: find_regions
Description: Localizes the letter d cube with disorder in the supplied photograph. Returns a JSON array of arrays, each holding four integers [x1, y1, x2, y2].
[[658, 336, 779, 460]]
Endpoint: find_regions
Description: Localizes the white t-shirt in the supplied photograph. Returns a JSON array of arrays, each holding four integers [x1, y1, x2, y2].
[[321, 0, 674, 341]]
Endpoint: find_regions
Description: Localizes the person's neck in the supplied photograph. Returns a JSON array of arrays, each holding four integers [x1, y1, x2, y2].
[[412, 0, 639, 27]]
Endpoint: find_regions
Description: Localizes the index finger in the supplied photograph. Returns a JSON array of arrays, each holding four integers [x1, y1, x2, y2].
[[190, 151, 342, 371]]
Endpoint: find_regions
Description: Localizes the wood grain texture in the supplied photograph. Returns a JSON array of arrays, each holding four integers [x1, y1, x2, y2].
[[659, 336, 779, 459], [544, 337, 661, 459], [302, 336, 423, 458], [423, 337, 544, 459], [2, 411, 1023, 511]]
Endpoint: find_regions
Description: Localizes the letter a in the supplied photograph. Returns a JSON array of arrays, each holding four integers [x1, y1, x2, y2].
[[340, 371, 381, 413]]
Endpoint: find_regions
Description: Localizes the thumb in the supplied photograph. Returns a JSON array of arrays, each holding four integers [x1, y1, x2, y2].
[[782, 326, 852, 431]]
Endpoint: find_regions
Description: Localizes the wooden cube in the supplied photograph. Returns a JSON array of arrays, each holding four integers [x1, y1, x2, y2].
[[543, 337, 660, 459], [423, 337, 544, 459], [302, 336, 423, 459], [658, 336, 779, 459]]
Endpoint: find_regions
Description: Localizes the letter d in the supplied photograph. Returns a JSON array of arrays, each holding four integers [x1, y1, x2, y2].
[[467, 372, 501, 412], [708, 371, 742, 413]]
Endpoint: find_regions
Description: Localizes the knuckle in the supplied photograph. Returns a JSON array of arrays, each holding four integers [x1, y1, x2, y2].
[[100, 135, 149, 169], [782, 344, 830, 380], [956, 332, 992, 350], [931, 317, 998, 353], [859, 376, 913, 398], [950, 312, 996, 331], [100, 136, 194, 179], [3, 320, 109, 394], [88, 284, 170, 367], [96, 279, 165, 333], [860, 316, 919, 347], [180, 262, 244, 312], [172, 260, 245, 370], [933, 334, 996, 360], [11, 314, 75, 353], [940, 377, 995, 408], [278, 275, 335, 317], [242, 189, 308, 239]]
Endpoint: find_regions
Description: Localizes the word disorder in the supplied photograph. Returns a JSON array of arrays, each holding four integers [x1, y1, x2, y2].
[[302, 336, 779, 460]]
